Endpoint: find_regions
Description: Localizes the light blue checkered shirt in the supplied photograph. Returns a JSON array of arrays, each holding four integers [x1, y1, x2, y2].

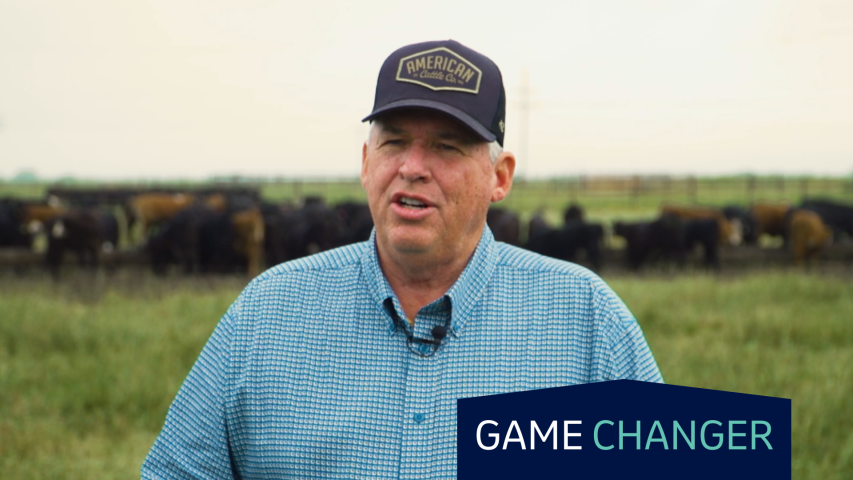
[[142, 227, 662, 479]]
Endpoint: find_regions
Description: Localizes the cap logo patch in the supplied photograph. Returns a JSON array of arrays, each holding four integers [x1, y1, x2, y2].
[[396, 47, 482, 94]]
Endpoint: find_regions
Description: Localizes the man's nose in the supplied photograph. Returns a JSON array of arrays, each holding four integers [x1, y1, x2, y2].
[[398, 143, 432, 182]]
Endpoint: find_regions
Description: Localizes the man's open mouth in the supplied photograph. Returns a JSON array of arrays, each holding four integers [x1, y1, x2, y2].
[[398, 197, 428, 209]]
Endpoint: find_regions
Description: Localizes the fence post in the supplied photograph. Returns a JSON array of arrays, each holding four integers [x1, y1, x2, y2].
[[688, 176, 697, 204], [294, 181, 302, 203], [631, 175, 641, 207], [568, 177, 577, 204], [747, 175, 756, 204]]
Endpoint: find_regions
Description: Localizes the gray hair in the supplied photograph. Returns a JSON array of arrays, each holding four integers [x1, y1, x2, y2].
[[367, 122, 502, 163], [487, 140, 502, 164]]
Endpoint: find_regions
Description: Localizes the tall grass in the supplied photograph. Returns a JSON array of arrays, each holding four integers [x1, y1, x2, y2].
[[608, 272, 853, 478], [0, 272, 246, 479], [1, 270, 851, 478]]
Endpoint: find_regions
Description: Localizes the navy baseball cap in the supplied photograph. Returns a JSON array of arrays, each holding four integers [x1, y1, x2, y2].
[[363, 39, 507, 146]]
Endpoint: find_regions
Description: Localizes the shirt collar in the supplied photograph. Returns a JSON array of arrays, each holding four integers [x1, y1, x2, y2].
[[360, 226, 499, 337]]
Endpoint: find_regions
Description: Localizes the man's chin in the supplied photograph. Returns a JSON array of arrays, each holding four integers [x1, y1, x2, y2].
[[380, 230, 436, 256], [388, 239, 433, 255]]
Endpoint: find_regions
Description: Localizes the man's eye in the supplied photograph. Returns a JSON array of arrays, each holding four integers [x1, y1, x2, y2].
[[383, 139, 404, 146], [438, 143, 459, 152]]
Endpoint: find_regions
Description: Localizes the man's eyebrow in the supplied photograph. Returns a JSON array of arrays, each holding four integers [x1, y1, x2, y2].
[[377, 124, 405, 135]]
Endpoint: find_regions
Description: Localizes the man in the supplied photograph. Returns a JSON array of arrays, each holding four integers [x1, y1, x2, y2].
[[142, 39, 661, 479]]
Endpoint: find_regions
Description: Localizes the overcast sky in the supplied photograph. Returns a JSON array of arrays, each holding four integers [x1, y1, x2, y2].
[[1, 0, 851, 180]]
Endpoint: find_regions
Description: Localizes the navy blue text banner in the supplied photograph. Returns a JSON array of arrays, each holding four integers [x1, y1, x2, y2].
[[457, 380, 791, 479]]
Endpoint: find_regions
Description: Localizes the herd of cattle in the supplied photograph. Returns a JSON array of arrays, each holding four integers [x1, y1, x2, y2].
[[1, 191, 852, 277], [0, 192, 374, 277], [494, 199, 851, 271]]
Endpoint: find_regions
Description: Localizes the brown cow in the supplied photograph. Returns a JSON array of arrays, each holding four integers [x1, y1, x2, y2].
[[749, 203, 790, 241], [789, 210, 832, 266], [231, 208, 265, 277], [23, 199, 66, 234], [24, 204, 65, 223], [660, 204, 742, 246], [204, 193, 228, 214], [127, 193, 195, 239]]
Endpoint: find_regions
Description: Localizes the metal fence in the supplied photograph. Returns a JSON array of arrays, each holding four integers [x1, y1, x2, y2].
[[6, 175, 853, 212], [499, 175, 853, 212]]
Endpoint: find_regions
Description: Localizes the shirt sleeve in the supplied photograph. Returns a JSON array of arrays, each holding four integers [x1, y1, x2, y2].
[[594, 282, 664, 384], [141, 300, 239, 480], [606, 316, 664, 383]]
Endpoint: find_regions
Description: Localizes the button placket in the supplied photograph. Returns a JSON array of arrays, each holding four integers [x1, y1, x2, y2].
[[397, 300, 451, 479]]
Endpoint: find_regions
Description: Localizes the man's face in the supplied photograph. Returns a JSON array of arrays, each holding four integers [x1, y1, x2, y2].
[[361, 109, 513, 264]]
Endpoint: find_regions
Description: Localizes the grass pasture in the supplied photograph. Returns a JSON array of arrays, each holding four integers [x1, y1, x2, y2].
[[1, 270, 852, 478]]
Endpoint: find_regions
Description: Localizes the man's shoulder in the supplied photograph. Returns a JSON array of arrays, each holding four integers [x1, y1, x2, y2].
[[219, 243, 370, 326], [254, 242, 368, 283], [492, 244, 641, 345], [493, 242, 605, 287]]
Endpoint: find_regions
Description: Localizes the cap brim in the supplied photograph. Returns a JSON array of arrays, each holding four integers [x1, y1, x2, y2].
[[362, 99, 497, 143]]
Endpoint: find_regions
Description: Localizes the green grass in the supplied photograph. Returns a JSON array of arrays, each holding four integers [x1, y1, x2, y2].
[[0, 271, 247, 479], [0, 183, 48, 200], [607, 272, 853, 478], [1, 270, 852, 478]]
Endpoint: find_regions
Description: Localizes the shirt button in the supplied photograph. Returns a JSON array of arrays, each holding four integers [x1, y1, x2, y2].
[[414, 413, 426, 423], [419, 344, 431, 354]]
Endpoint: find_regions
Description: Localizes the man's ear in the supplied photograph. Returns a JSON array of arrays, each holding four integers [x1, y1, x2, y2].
[[360, 141, 369, 188], [490, 150, 516, 203]]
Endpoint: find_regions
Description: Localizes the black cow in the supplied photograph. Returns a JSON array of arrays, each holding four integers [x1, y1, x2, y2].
[[683, 218, 720, 268], [527, 211, 551, 243], [96, 210, 119, 253], [147, 202, 267, 276], [197, 212, 245, 274], [288, 200, 341, 258], [260, 199, 349, 266], [145, 206, 211, 275], [0, 199, 32, 248], [196, 212, 266, 275], [335, 201, 374, 247], [487, 208, 520, 246], [525, 221, 604, 272], [563, 204, 584, 224], [799, 199, 853, 240], [261, 202, 295, 267], [45, 210, 102, 278], [613, 215, 685, 270]]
